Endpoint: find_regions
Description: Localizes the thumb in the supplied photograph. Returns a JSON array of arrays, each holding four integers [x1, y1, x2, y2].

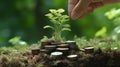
[[71, 0, 92, 19]]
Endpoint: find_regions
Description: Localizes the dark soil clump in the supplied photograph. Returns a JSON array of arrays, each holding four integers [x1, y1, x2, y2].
[[1, 40, 120, 67]]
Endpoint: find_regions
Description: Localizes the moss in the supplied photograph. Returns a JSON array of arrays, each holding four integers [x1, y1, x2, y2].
[[8, 57, 25, 67], [1, 38, 120, 67], [0, 55, 9, 67]]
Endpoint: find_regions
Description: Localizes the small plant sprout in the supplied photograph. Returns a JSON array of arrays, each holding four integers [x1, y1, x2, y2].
[[9, 36, 27, 46], [44, 9, 71, 41]]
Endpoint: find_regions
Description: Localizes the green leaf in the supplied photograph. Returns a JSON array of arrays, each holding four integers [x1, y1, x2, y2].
[[49, 9, 57, 13], [105, 8, 120, 19], [45, 13, 53, 18], [43, 25, 54, 30], [62, 24, 70, 27], [114, 26, 120, 34], [57, 9, 65, 13], [9, 36, 21, 45], [95, 27, 107, 38], [62, 15, 69, 18], [62, 28, 71, 31], [41, 36, 49, 42]]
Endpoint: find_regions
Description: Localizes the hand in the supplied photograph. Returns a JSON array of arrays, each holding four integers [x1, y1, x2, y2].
[[68, 0, 119, 19]]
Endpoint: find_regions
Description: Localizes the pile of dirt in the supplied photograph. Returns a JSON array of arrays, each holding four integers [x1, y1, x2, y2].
[[1, 40, 120, 67]]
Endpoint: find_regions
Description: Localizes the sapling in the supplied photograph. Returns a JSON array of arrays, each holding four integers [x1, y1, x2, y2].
[[9, 36, 27, 46], [44, 9, 71, 41]]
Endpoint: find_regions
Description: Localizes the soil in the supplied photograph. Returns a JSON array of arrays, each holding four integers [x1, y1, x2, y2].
[[1, 40, 120, 67]]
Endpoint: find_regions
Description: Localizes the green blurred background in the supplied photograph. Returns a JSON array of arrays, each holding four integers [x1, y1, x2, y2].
[[1, 0, 120, 46]]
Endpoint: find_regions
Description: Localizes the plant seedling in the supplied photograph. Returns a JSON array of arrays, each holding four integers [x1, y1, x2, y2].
[[44, 9, 71, 42], [9, 36, 27, 46]]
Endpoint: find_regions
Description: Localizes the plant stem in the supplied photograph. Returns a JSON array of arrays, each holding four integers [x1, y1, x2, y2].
[[54, 22, 62, 41]]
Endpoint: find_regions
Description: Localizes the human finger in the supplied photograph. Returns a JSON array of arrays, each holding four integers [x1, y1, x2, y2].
[[87, 2, 104, 13], [71, 0, 92, 19], [78, 12, 87, 18], [89, 2, 104, 9], [87, 6, 94, 13], [68, 0, 79, 16]]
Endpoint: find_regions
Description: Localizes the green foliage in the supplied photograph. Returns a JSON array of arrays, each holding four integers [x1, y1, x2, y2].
[[74, 37, 89, 49], [40, 36, 49, 42], [1, 0, 120, 46], [0, 47, 13, 55], [95, 27, 107, 38], [74, 37, 120, 51], [8, 36, 30, 53], [105, 8, 120, 20], [0, 0, 40, 46], [44, 9, 71, 41], [9, 36, 27, 46], [105, 8, 120, 40]]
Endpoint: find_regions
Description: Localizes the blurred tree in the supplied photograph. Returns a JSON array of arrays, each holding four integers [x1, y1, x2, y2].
[[0, 0, 39, 46], [0, 0, 120, 47]]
